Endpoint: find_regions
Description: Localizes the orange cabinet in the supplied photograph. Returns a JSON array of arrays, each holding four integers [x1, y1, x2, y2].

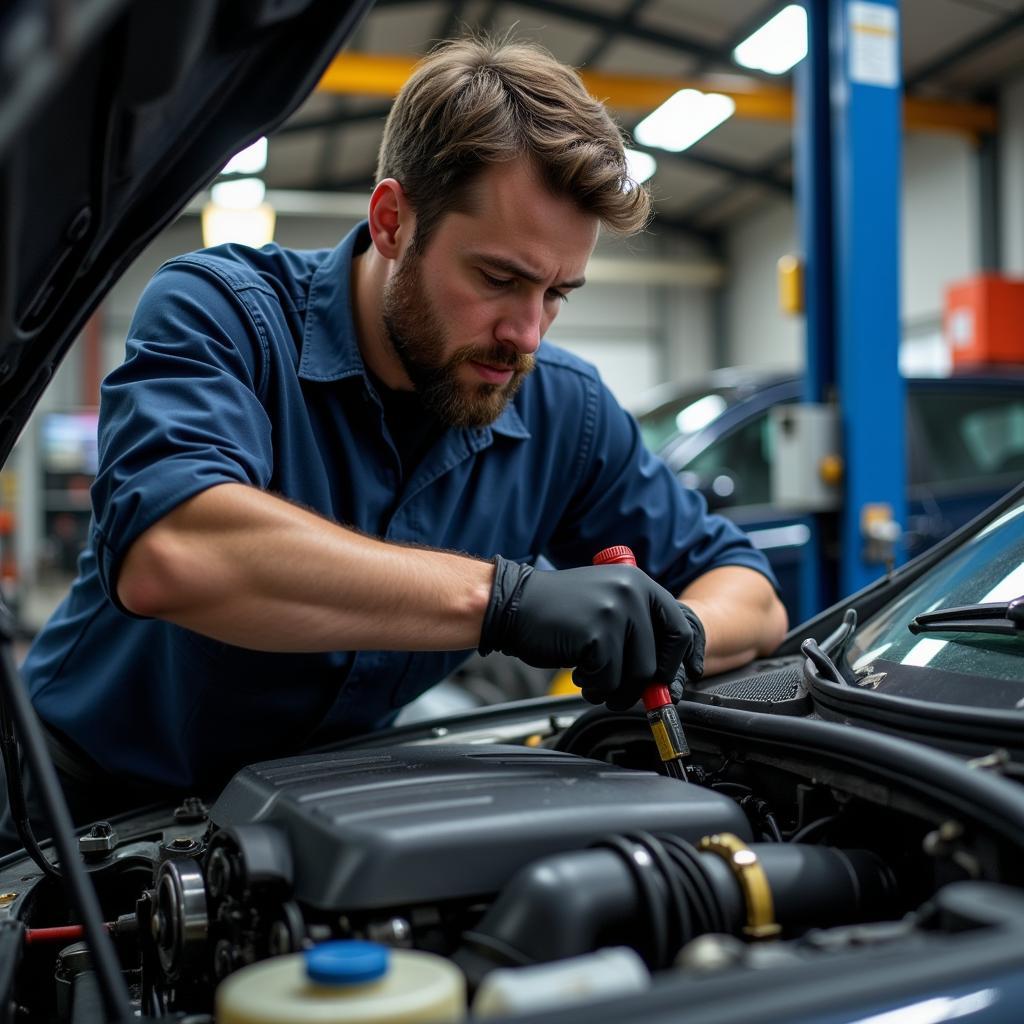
[[945, 274, 1024, 367]]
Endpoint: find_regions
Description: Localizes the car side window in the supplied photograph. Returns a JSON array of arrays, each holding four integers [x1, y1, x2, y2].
[[912, 390, 1024, 485], [684, 413, 774, 507]]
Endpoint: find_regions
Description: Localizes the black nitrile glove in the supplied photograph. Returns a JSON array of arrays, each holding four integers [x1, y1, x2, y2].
[[479, 556, 706, 712], [661, 601, 705, 705], [597, 601, 704, 712]]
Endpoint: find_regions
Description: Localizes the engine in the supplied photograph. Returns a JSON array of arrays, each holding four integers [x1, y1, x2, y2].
[[5, 691, 1024, 1023]]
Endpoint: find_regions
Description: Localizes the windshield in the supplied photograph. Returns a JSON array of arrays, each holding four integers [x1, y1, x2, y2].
[[843, 498, 1024, 701], [637, 388, 737, 452]]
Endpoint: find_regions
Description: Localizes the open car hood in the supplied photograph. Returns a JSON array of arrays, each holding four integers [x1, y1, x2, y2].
[[0, 0, 373, 465]]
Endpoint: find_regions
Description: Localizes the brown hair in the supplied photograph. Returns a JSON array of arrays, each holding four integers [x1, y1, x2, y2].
[[375, 35, 651, 248]]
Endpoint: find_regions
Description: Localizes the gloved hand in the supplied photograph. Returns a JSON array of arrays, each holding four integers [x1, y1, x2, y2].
[[479, 556, 705, 712]]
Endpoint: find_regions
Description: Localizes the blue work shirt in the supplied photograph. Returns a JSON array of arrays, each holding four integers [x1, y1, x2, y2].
[[23, 223, 778, 790]]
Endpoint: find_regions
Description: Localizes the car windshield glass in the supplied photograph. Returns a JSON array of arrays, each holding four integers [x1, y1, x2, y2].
[[843, 497, 1024, 687], [637, 388, 737, 452]]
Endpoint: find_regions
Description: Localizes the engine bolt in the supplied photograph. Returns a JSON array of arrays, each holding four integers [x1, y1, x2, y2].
[[939, 821, 964, 842], [214, 940, 235, 980], [366, 917, 412, 947], [79, 822, 118, 858], [174, 796, 208, 823]]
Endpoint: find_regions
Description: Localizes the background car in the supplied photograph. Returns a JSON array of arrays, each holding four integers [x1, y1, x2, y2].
[[635, 367, 1024, 622]]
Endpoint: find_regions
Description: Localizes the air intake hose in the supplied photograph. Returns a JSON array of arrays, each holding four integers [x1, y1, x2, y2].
[[454, 832, 895, 986]]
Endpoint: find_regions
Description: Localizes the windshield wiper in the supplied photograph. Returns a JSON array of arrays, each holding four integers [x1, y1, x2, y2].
[[821, 608, 858, 660], [800, 637, 848, 686], [908, 597, 1024, 638]]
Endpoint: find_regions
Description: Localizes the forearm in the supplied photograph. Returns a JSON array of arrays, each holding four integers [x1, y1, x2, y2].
[[680, 566, 788, 676], [116, 483, 494, 651]]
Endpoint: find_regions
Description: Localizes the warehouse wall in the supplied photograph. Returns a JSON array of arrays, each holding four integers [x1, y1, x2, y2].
[[901, 132, 976, 373], [723, 200, 801, 370], [721, 131, 980, 373], [1001, 73, 1024, 275], [902, 134, 976, 320], [555, 229, 716, 407]]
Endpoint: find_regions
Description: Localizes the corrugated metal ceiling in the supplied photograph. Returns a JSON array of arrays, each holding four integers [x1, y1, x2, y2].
[[260, 0, 1024, 240]]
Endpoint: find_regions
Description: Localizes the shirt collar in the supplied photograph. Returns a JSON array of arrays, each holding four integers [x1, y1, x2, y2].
[[299, 220, 531, 441], [486, 401, 530, 439], [299, 221, 371, 383]]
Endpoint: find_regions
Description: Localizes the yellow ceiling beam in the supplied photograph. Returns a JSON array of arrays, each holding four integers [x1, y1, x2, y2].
[[903, 96, 997, 136], [318, 53, 996, 138], [319, 54, 418, 98]]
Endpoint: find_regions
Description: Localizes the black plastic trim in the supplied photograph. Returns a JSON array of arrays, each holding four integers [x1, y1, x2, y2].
[[671, 702, 1024, 856], [805, 660, 1024, 758]]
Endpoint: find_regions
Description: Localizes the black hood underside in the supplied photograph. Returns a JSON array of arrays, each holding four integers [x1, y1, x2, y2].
[[0, 0, 373, 465]]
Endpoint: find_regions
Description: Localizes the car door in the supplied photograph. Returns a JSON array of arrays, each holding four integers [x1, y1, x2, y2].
[[907, 382, 1024, 554], [672, 390, 807, 624]]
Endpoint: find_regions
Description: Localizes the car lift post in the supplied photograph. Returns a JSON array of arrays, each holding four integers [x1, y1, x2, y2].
[[794, 0, 834, 621], [796, 0, 907, 613]]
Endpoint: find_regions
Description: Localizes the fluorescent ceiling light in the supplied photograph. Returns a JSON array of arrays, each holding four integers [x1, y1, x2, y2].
[[624, 148, 657, 187], [204, 175, 274, 248], [634, 90, 736, 153], [222, 137, 268, 175], [201, 203, 276, 248], [211, 177, 266, 210], [733, 4, 808, 75]]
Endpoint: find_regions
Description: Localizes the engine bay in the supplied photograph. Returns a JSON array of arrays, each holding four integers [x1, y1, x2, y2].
[[4, 656, 1024, 1023]]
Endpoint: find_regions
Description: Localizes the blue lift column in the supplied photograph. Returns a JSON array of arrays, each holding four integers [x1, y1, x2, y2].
[[832, 0, 906, 592], [797, 0, 906, 606], [794, 0, 835, 621]]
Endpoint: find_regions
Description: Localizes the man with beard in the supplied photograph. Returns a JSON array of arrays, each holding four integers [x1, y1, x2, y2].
[[9, 36, 785, 841]]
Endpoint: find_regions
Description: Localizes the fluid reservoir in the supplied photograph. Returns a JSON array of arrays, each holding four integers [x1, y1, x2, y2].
[[473, 947, 649, 1017], [216, 940, 465, 1024]]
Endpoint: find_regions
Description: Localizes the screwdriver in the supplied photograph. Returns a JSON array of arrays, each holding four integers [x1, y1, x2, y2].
[[592, 545, 695, 783]]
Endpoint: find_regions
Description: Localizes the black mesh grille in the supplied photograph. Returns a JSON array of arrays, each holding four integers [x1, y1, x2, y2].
[[710, 668, 803, 702], [690, 661, 809, 715]]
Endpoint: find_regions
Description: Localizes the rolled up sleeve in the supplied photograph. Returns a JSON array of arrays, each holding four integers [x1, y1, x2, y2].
[[90, 259, 275, 611]]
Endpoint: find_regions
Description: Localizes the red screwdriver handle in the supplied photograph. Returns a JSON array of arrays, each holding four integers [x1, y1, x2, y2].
[[592, 545, 673, 712]]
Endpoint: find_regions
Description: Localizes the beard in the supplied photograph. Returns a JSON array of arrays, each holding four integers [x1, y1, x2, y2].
[[380, 249, 535, 428]]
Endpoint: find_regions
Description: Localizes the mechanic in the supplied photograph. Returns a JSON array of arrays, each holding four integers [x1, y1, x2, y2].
[[4, 36, 786, 851]]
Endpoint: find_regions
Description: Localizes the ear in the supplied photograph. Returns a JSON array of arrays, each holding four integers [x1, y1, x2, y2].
[[367, 178, 415, 261]]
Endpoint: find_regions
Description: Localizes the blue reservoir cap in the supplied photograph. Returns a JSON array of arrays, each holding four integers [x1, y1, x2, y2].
[[305, 941, 390, 986]]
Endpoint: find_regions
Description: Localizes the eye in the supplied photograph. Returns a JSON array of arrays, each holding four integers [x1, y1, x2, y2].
[[481, 271, 513, 289], [547, 289, 569, 304]]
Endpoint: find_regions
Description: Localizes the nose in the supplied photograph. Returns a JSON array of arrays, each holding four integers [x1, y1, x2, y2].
[[494, 295, 544, 355]]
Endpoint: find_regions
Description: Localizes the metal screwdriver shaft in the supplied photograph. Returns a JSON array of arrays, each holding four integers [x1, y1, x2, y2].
[[592, 546, 692, 782]]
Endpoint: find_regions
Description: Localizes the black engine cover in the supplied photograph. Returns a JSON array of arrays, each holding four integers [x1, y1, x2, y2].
[[210, 745, 750, 910]]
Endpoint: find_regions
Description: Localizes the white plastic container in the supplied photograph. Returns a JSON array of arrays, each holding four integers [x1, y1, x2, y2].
[[472, 947, 649, 1018], [216, 941, 465, 1024]]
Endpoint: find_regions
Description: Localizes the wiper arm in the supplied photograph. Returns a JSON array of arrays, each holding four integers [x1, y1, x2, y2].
[[821, 608, 858, 660], [800, 638, 848, 686], [908, 596, 1024, 638]]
